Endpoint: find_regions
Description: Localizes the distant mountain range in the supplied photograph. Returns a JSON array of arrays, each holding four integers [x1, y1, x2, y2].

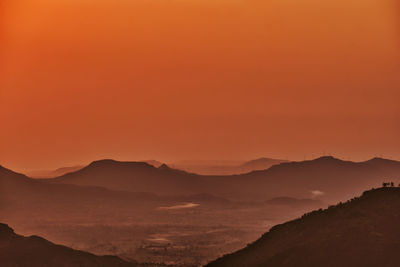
[[43, 156, 400, 202], [26, 166, 85, 178], [3, 156, 400, 220], [46, 159, 204, 196], [206, 187, 400, 267], [169, 158, 288, 175], [239, 158, 289, 173], [0, 223, 135, 267], [24, 157, 287, 178]]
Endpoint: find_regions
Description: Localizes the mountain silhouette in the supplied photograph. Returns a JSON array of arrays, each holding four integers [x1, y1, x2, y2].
[[45, 157, 400, 202], [26, 165, 84, 178], [239, 158, 288, 173], [231, 156, 400, 201], [169, 158, 287, 175], [206, 187, 400, 267], [0, 222, 136, 267], [47, 159, 207, 196]]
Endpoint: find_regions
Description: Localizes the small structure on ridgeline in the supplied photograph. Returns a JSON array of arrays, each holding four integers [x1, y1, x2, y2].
[[382, 182, 395, 187]]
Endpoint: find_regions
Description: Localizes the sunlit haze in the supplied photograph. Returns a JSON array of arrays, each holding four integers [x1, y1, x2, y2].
[[1, 0, 399, 171]]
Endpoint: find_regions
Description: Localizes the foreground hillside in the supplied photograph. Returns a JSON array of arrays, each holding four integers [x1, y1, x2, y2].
[[0, 223, 135, 267], [207, 187, 400, 267]]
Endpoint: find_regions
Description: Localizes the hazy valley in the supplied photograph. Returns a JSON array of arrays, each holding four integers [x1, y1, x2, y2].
[[2, 156, 400, 266]]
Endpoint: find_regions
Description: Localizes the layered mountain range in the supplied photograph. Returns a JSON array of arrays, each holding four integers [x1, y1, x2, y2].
[[43, 156, 400, 202]]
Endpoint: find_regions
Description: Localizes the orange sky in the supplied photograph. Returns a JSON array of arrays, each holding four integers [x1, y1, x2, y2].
[[1, 0, 399, 171]]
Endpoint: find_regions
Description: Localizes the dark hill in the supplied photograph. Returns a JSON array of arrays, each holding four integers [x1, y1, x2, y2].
[[206, 187, 400, 267], [0, 223, 135, 267], [47, 159, 208, 196]]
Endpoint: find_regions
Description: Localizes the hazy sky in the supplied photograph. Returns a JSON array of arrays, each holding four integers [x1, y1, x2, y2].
[[1, 0, 399, 171]]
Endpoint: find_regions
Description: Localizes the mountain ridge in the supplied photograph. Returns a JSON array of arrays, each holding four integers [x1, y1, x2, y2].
[[169, 157, 288, 175], [3, 156, 400, 202]]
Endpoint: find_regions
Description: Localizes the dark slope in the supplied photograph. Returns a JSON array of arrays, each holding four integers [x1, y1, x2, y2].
[[0, 165, 39, 207], [207, 187, 400, 267], [0, 223, 135, 267]]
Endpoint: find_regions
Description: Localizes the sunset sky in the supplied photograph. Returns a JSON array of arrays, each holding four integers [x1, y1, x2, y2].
[[1, 0, 399, 171]]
